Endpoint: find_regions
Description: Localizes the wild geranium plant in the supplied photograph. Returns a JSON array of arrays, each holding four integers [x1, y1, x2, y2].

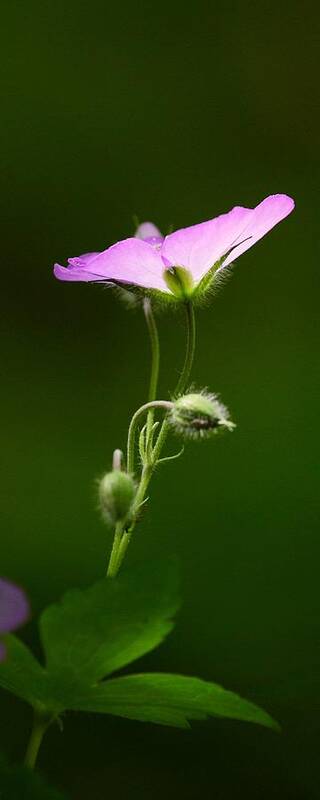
[[0, 195, 294, 792], [54, 193, 294, 575]]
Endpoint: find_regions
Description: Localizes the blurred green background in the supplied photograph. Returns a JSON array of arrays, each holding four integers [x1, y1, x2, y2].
[[1, 0, 319, 797]]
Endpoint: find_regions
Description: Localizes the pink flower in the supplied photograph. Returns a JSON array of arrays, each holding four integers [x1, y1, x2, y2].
[[0, 578, 29, 660], [54, 195, 294, 300]]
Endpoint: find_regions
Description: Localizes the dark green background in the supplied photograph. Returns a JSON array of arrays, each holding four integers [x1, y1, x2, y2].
[[1, 0, 319, 797]]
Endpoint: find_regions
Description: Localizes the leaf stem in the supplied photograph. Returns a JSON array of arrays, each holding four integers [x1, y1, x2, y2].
[[24, 712, 51, 770]]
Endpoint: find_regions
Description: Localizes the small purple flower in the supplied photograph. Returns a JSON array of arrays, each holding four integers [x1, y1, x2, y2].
[[54, 195, 294, 300], [0, 578, 29, 660]]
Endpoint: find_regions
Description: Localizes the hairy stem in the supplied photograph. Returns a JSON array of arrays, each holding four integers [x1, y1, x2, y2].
[[108, 302, 196, 577], [152, 301, 196, 462], [174, 300, 196, 398], [143, 299, 160, 405], [112, 463, 152, 574], [126, 400, 173, 475]]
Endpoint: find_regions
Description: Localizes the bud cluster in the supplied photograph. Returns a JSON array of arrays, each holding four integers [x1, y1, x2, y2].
[[169, 391, 235, 440]]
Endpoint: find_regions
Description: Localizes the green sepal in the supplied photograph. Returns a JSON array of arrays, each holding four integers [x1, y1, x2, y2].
[[65, 673, 280, 732], [163, 267, 194, 300], [110, 282, 176, 308]]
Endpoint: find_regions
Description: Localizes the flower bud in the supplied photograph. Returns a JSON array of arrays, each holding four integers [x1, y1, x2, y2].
[[99, 470, 136, 526], [169, 391, 235, 439]]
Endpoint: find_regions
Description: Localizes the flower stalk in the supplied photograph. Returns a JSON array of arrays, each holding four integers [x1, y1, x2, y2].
[[143, 298, 160, 451], [152, 301, 196, 464], [106, 301, 197, 578], [24, 712, 53, 770]]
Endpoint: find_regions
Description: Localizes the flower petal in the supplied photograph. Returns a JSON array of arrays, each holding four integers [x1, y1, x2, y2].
[[161, 207, 253, 281], [54, 251, 103, 282], [220, 194, 295, 270], [0, 579, 29, 635], [55, 239, 170, 292], [161, 195, 294, 283], [135, 222, 163, 241], [68, 252, 100, 267], [54, 264, 105, 282]]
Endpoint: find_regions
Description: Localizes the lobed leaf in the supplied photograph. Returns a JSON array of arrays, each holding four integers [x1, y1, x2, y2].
[[67, 672, 280, 731], [0, 571, 279, 738], [0, 636, 50, 710], [40, 562, 179, 687]]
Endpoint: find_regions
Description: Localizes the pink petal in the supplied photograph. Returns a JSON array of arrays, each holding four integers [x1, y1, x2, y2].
[[0, 579, 29, 634], [56, 238, 170, 292], [54, 251, 104, 282], [54, 264, 104, 282], [54, 251, 103, 282], [135, 222, 163, 241], [220, 194, 295, 270], [161, 195, 294, 283], [68, 252, 100, 267]]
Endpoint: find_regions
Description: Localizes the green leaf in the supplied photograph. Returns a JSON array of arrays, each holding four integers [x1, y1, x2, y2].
[[0, 752, 68, 799], [0, 569, 278, 738], [68, 673, 279, 732], [0, 636, 50, 710], [40, 562, 179, 687]]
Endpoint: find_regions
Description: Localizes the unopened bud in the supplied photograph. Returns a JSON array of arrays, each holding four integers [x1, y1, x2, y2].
[[169, 391, 235, 439], [99, 470, 136, 526]]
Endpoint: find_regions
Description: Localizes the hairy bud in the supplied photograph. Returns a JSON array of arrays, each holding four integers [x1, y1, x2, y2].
[[99, 470, 136, 526], [169, 391, 235, 439]]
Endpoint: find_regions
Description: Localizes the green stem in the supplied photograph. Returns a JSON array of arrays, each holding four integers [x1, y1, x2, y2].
[[143, 298, 160, 404], [24, 713, 51, 770], [110, 302, 196, 577], [174, 301, 196, 398], [152, 301, 196, 462], [112, 464, 152, 574], [143, 298, 160, 454], [126, 400, 173, 475], [107, 521, 124, 578]]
